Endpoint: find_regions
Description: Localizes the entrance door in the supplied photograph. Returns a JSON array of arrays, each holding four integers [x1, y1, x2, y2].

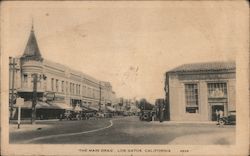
[[211, 105, 224, 121]]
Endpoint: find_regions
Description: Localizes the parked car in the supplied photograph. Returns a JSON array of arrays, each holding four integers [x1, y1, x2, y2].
[[219, 111, 236, 125], [96, 112, 105, 118], [139, 110, 154, 121], [64, 111, 80, 120]]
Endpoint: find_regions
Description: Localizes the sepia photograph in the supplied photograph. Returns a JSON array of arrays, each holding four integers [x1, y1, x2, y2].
[[1, 1, 249, 155]]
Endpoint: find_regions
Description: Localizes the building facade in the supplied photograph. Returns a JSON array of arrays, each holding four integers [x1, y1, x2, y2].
[[9, 26, 116, 119], [165, 62, 236, 121]]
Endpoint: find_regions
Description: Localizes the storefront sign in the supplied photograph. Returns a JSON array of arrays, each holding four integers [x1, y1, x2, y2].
[[16, 97, 24, 106]]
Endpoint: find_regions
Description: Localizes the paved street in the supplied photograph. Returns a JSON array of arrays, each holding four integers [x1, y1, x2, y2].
[[10, 116, 235, 144]]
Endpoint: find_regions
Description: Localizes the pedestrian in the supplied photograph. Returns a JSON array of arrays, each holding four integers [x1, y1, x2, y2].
[[152, 112, 156, 121], [60, 113, 63, 121], [215, 109, 219, 125], [219, 109, 224, 118], [218, 109, 224, 127]]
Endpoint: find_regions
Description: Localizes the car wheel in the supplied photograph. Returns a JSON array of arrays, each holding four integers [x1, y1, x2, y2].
[[219, 119, 225, 126]]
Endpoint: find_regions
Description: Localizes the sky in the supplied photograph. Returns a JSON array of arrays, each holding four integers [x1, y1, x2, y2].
[[2, 1, 248, 103]]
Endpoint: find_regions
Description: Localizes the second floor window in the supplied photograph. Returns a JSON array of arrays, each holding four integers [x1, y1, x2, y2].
[[51, 78, 54, 91], [70, 83, 72, 94], [66, 81, 68, 93], [92, 88, 95, 98], [56, 79, 59, 92], [61, 81, 64, 92], [23, 74, 28, 83]]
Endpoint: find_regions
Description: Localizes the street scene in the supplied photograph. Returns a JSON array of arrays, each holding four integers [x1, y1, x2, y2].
[[6, 2, 239, 146], [10, 116, 235, 144]]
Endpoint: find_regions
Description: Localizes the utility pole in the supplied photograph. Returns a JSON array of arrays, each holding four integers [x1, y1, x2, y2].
[[9, 57, 17, 120], [31, 74, 38, 124]]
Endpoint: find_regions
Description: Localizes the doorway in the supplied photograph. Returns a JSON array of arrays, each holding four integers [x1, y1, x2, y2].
[[211, 104, 224, 121]]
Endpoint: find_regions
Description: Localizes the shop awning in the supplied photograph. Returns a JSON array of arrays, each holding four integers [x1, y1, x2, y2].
[[51, 102, 73, 110], [74, 106, 82, 112], [106, 106, 116, 112], [19, 101, 73, 110], [19, 101, 55, 109], [82, 107, 89, 111], [82, 103, 89, 108], [37, 102, 55, 109], [88, 106, 99, 111]]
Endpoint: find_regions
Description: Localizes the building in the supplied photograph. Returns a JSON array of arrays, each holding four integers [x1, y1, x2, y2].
[[9, 25, 116, 119], [165, 61, 236, 121]]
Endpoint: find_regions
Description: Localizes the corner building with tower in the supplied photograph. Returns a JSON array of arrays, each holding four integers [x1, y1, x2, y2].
[[9, 25, 116, 119]]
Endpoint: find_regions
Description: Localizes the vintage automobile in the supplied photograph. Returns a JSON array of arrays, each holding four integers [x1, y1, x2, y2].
[[64, 111, 81, 120], [139, 110, 154, 121], [218, 111, 236, 125]]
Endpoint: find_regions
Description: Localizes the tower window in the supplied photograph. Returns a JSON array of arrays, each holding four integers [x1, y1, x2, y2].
[[23, 74, 28, 83]]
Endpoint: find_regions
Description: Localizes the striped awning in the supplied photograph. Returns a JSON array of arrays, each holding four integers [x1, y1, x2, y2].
[[88, 106, 99, 111], [51, 102, 73, 110], [18, 101, 53, 109], [106, 106, 116, 112], [74, 106, 82, 112], [18, 101, 73, 110]]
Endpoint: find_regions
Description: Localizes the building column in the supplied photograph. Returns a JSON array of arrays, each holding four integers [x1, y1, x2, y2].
[[199, 81, 209, 121]]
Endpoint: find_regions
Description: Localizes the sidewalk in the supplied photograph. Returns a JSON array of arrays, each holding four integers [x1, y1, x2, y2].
[[169, 131, 235, 144], [10, 119, 60, 124], [10, 119, 60, 133], [150, 120, 218, 124], [10, 123, 52, 133]]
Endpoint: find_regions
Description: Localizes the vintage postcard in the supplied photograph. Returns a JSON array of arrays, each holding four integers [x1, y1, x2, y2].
[[1, 1, 249, 156]]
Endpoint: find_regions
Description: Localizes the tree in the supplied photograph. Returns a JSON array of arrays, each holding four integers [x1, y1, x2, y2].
[[135, 100, 140, 108], [139, 98, 154, 110]]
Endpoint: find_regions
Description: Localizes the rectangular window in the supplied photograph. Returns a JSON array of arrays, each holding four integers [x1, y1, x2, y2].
[[75, 84, 78, 95], [92, 88, 95, 98], [70, 83, 71, 94], [88, 87, 91, 97], [56, 79, 59, 92], [185, 84, 199, 113], [23, 74, 28, 83], [78, 85, 80, 95], [66, 81, 68, 93], [71, 83, 73, 94], [73, 84, 75, 95], [75, 84, 77, 95], [207, 83, 227, 98], [61, 81, 64, 92], [76, 85, 79, 95], [75, 84, 76, 95], [51, 78, 54, 91], [83, 86, 87, 96], [79, 85, 81, 95]]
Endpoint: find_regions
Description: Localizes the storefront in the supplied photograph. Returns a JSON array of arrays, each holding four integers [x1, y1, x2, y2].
[[14, 100, 73, 120], [165, 62, 236, 121]]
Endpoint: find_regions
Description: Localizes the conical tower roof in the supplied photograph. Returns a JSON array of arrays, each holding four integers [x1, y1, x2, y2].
[[22, 25, 42, 61]]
